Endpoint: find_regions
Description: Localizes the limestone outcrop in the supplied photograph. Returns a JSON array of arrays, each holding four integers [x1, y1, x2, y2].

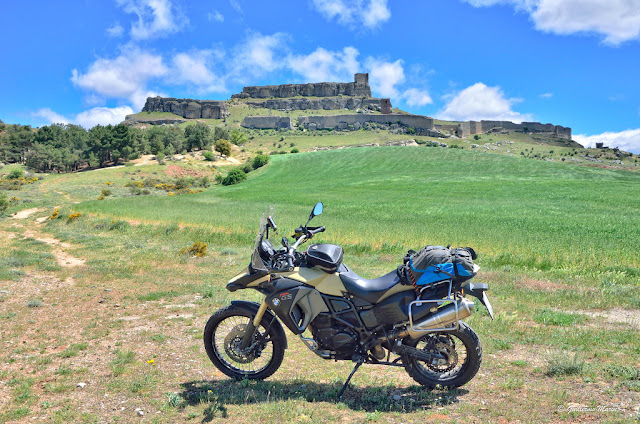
[[458, 120, 571, 139], [142, 97, 229, 120], [232, 73, 372, 99], [245, 97, 384, 112], [241, 116, 293, 130], [298, 114, 435, 135]]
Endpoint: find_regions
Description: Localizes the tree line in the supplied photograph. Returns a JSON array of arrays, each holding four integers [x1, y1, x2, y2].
[[0, 121, 246, 173]]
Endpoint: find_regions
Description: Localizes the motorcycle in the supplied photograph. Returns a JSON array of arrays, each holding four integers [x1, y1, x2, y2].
[[203, 203, 493, 395]]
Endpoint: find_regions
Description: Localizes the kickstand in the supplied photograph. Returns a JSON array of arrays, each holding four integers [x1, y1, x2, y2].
[[337, 357, 364, 399]]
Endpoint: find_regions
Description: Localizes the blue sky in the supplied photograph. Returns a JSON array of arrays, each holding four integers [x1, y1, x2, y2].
[[1, 0, 640, 152]]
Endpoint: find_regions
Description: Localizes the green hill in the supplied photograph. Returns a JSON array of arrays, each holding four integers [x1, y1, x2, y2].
[[76, 146, 640, 286], [2, 144, 639, 423]]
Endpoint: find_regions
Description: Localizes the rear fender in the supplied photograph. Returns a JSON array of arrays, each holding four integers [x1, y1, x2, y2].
[[230, 300, 288, 349]]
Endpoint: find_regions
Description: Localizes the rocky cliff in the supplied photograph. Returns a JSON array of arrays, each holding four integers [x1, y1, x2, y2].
[[142, 97, 229, 119], [245, 97, 385, 112], [458, 120, 572, 139], [232, 73, 372, 99]]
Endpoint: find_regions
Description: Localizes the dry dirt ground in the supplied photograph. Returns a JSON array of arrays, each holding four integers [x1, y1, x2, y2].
[[1, 211, 639, 424]]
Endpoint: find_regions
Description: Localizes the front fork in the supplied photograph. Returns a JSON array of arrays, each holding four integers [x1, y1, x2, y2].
[[238, 299, 269, 350]]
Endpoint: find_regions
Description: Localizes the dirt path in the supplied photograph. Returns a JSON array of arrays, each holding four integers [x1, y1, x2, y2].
[[11, 207, 42, 219], [10, 210, 86, 268]]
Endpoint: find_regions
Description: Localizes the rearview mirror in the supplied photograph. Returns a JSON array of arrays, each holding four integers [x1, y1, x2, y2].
[[312, 202, 323, 217], [306, 202, 323, 226]]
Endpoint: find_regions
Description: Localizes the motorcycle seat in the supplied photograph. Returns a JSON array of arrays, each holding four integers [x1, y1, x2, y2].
[[339, 267, 401, 304]]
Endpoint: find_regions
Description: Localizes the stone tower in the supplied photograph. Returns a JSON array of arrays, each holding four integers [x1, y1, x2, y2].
[[380, 98, 392, 114]]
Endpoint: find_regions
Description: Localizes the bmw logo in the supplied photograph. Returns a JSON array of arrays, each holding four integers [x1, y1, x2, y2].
[[272, 298, 280, 306]]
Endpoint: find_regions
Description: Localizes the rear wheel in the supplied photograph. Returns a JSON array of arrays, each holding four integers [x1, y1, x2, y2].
[[403, 322, 482, 389], [204, 304, 285, 380]]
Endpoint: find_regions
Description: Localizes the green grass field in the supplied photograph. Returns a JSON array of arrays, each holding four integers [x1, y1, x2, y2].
[[77, 147, 640, 291], [1, 146, 639, 423]]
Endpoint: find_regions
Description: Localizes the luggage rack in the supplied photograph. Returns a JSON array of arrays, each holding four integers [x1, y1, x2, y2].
[[407, 279, 461, 332]]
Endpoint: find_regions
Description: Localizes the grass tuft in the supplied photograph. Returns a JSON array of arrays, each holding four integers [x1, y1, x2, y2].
[[546, 352, 585, 377]]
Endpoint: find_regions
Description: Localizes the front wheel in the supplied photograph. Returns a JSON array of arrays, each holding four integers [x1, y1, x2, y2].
[[204, 304, 286, 380], [403, 321, 482, 389]]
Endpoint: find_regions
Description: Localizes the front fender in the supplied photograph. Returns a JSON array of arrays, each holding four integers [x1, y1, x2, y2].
[[230, 300, 288, 349]]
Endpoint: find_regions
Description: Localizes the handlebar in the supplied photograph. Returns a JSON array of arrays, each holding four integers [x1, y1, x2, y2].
[[271, 224, 326, 272], [309, 226, 325, 235]]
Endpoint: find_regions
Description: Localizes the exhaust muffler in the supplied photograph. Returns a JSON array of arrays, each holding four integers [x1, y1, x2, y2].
[[397, 298, 475, 339]]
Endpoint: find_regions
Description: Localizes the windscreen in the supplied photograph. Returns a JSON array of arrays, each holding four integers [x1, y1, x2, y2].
[[249, 207, 275, 272]]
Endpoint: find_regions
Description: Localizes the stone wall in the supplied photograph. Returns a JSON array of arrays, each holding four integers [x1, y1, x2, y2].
[[232, 73, 372, 99], [241, 116, 293, 130], [142, 96, 229, 119], [298, 114, 434, 133], [245, 97, 386, 112], [458, 120, 572, 139]]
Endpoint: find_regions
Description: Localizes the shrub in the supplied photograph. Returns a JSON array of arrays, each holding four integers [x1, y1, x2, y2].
[[50, 208, 59, 219], [291, 148, 299, 153], [100, 189, 112, 197], [179, 242, 207, 258], [221, 168, 246, 186], [251, 154, 270, 169], [198, 176, 211, 188], [27, 299, 43, 308], [0, 191, 8, 212], [474, 135, 480, 140], [7, 168, 23, 179], [203, 151, 215, 161], [67, 212, 81, 222]]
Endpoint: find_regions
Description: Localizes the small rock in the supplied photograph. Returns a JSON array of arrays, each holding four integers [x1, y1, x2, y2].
[[0, 290, 9, 294], [300, 384, 306, 389], [135, 408, 144, 417], [104, 289, 112, 292], [392, 395, 402, 401], [77, 382, 86, 388]]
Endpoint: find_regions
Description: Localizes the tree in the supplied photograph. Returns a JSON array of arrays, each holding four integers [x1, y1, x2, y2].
[[185, 122, 212, 151], [229, 129, 248, 145], [215, 139, 232, 157], [214, 126, 229, 141]]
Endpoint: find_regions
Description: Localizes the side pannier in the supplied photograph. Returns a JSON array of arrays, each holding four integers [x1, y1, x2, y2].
[[397, 245, 478, 289]]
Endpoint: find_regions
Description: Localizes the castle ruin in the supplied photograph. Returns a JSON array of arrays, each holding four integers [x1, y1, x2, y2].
[[232, 73, 372, 99], [457, 120, 571, 140], [142, 97, 229, 120], [232, 73, 391, 113]]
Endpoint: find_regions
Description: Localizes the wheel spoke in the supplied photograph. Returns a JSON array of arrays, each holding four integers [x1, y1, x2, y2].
[[211, 315, 275, 375]]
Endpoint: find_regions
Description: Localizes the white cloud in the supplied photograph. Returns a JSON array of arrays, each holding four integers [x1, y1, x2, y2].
[[230, 0, 243, 14], [540, 92, 553, 98], [33, 106, 134, 129], [170, 50, 226, 93], [116, 0, 188, 40], [33, 108, 71, 125], [234, 32, 288, 75], [208, 10, 224, 22], [463, 0, 640, 45], [106, 22, 124, 37], [402, 88, 433, 107], [288, 47, 359, 82], [438, 82, 533, 123], [71, 47, 167, 108], [366, 59, 404, 98], [311, 0, 391, 29], [76, 106, 134, 128], [574, 129, 640, 154]]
